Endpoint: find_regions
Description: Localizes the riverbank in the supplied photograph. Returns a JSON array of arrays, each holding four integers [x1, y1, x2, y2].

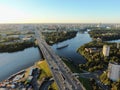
[[61, 57, 82, 73], [61, 57, 93, 90], [36, 60, 58, 90], [0, 65, 38, 89], [51, 32, 92, 65], [0, 60, 58, 90], [0, 40, 36, 53], [77, 41, 120, 72], [0, 47, 41, 81], [42, 31, 77, 45], [88, 29, 120, 41]]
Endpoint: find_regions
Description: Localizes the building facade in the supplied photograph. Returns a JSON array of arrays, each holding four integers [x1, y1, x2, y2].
[[117, 43, 119, 49], [103, 45, 110, 56], [108, 62, 120, 81]]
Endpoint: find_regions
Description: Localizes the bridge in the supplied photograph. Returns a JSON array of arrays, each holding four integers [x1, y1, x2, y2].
[[35, 29, 85, 90]]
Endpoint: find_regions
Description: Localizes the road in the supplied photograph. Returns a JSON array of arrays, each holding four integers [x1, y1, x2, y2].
[[39, 79, 54, 90], [31, 68, 40, 90], [35, 29, 85, 90], [77, 72, 109, 90]]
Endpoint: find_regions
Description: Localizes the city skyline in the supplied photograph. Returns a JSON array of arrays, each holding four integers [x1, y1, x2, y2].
[[0, 0, 120, 23]]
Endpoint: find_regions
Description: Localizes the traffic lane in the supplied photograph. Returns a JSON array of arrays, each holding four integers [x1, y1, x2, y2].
[[79, 73, 108, 90], [53, 57, 80, 90], [39, 79, 54, 90], [52, 70, 65, 90], [42, 53, 65, 90], [39, 44, 82, 90], [36, 32, 84, 90], [43, 45, 82, 90], [31, 69, 40, 90]]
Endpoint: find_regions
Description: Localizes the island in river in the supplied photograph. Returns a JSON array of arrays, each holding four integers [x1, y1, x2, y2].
[[0, 40, 36, 52], [42, 30, 77, 45], [88, 29, 120, 41]]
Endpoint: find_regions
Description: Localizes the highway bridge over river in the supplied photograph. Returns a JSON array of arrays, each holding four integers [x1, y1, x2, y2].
[[35, 29, 85, 90]]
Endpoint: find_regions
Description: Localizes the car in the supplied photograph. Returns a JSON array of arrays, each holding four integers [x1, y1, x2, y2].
[[49, 78, 54, 81], [54, 68, 59, 71], [77, 81, 80, 84], [70, 85, 73, 88], [51, 67, 53, 69]]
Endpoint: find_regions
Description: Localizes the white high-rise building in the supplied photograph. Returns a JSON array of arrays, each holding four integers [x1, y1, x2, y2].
[[103, 45, 110, 56], [108, 62, 120, 81], [117, 43, 119, 49]]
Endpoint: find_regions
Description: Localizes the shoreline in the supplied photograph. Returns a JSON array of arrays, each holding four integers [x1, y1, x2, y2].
[[0, 46, 41, 82], [0, 41, 36, 53], [0, 61, 39, 82]]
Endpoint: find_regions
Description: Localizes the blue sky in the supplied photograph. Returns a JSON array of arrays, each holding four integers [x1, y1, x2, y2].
[[0, 0, 120, 23]]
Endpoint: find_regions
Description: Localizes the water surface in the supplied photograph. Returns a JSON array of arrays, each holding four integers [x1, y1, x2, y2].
[[0, 47, 41, 81], [51, 32, 92, 64]]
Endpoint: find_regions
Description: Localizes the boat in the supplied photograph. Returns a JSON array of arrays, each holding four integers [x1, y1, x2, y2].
[[56, 44, 69, 49]]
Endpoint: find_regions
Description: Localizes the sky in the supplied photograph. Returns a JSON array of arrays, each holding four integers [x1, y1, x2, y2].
[[0, 0, 120, 23]]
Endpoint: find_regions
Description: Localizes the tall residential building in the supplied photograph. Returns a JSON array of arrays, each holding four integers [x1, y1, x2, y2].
[[103, 45, 110, 56], [108, 62, 120, 81], [117, 43, 119, 49]]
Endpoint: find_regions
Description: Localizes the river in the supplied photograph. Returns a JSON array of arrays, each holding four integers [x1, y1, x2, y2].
[[1, 31, 119, 82], [0, 47, 41, 81], [0, 32, 91, 81], [51, 32, 120, 65], [51, 32, 92, 64], [0, 32, 92, 81]]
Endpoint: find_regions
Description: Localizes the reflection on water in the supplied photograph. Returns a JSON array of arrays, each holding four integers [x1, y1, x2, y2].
[[0, 47, 41, 81]]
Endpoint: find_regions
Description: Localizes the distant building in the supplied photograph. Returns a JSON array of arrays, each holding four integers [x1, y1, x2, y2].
[[117, 43, 119, 49], [1, 34, 7, 37], [96, 23, 101, 28], [106, 26, 111, 29], [108, 62, 120, 81], [103, 45, 110, 56], [85, 48, 100, 53], [27, 76, 33, 82], [22, 37, 32, 41], [29, 67, 34, 76]]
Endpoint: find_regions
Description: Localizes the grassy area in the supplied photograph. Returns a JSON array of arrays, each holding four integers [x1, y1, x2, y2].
[[36, 59, 92, 90], [62, 57, 93, 90], [36, 60, 58, 90], [78, 77, 93, 90], [49, 82, 59, 90], [42, 31, 77, 45], [36, 60, 52, 80]]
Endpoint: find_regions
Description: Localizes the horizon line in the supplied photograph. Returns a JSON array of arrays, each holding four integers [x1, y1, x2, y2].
[[0, 22, 120, 24]]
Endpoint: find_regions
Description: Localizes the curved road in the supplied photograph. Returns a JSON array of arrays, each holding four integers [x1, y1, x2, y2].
[[39, 80, 54, 90]]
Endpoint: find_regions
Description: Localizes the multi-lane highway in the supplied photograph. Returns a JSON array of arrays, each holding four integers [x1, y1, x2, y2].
[[35, 29, 85, 90]]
